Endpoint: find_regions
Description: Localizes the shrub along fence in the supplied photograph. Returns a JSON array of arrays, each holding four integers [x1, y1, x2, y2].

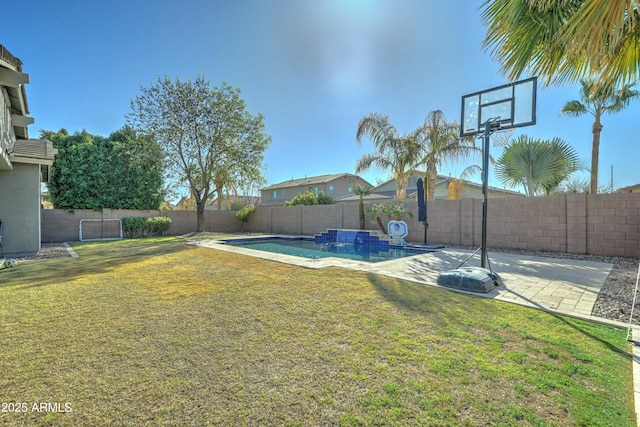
[[122, 216, 172, 238], [41, 192, 640, 257]]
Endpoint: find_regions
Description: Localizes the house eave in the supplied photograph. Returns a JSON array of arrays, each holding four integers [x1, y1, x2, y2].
[[0, 67, 29, 88], [10, 155, 54, 166]]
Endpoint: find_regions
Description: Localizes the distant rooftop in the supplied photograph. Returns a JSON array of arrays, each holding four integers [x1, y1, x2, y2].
[[263, 173, 367, 190], [620, 183, 640, 193], [334, 192, 393, 202]]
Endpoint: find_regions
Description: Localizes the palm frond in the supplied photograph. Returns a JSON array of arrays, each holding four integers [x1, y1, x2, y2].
[[355, 154, 381, 175], [458, 164, 483, 181], [481, 0, 639, 87], [599, 17, 640, 87], [356, 113, 397, 149], [563, 79, 639, 117], [559, 0, 637, 68], [495, 134, 580, 196], [481, 0, 582, 85], [560, 100, 588, 116]]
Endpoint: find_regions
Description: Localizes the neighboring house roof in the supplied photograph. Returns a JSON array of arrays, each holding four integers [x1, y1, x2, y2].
[[263, 173, 368, 191], [217, 195, 260, 204], [206, 195, 261, 210], [620, 183, 640, 193], [334, 192, 393, 202], [371, 172, 448, 191], [11, 139, 57, 164], [373, 171, 525, 198], [422, 178, 525, 198], [174, 194, 262, 211]]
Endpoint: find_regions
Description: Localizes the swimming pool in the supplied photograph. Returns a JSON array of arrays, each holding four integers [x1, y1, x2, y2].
[[221, 237, 434, 263]]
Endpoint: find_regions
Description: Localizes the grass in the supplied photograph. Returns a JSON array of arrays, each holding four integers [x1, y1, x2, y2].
[[0, 237, 635, 426]]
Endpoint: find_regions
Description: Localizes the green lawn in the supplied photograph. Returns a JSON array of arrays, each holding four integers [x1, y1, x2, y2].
[[0, 238, 635, 426]]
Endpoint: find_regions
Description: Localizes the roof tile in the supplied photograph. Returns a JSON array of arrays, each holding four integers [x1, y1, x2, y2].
[[12, 139, 57, 161]]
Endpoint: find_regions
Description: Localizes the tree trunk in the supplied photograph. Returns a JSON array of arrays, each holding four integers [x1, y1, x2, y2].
[[196, 200, 206, 232], [426, 164, 437, 200], [396, 177, 407, 201], [375, 214, 386, 234], [527, 178, 535, 197], [591, 118, 603, 194], [359, 198, 365, 230], [216, 187, 223, 210]]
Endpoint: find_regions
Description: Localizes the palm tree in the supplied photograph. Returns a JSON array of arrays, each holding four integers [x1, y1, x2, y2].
[[355, 113, 421, 201], [351, 184, 372, 230], [560, 79, 639, 194], [495, 135, 580, 196], [481, 0, 640, 87], [415, 110, 484, 200]]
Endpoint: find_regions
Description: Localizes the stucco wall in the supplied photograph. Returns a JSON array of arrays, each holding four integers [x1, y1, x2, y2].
[[0, 87, 16, 168], [0, 163, 42, 256], [41, 209, 244, 242], [40, 192, 640, 257]]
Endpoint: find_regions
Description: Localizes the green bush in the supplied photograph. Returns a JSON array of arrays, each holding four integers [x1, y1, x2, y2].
[[147, 216, 172, 236], [235, 205, 256, 232], [123, 216, 172, 238], [365, 203, 413, 234], [285, 190, 334, 206], [123, 217, 147, 238]]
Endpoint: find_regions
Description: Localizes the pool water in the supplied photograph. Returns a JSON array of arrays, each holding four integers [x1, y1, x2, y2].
[[222, 237, 432, 263]]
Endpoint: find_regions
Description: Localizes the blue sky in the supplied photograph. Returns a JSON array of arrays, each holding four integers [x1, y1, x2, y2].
[[4, 0, 639, 196]]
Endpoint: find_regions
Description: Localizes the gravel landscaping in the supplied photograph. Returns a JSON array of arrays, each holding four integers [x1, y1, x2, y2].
[[16, 241, 640, 325]]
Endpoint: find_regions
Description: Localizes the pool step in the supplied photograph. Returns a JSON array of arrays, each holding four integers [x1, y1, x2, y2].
[[314, 229, 390, 246]]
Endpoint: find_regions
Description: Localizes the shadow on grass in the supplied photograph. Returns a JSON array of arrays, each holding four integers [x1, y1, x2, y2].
[[507, 287, 633, 360], [365, 271, 466, 314], [367, 268, 632, 361], [0, 238, 193, 290]]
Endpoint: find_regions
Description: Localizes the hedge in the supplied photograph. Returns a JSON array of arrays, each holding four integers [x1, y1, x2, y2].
[[123, 216, 172, 238]]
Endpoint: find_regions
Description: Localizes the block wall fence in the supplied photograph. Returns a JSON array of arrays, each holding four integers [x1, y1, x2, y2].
[[41, 192, 640, 258]]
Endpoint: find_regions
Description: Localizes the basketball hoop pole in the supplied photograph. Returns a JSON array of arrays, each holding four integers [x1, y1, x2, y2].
[[480, 120, 491, 268], [456, 118, 496, 271]]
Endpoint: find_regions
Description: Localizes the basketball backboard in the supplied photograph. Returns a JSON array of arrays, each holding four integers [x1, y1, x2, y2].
[[460, 77, 537, 137]]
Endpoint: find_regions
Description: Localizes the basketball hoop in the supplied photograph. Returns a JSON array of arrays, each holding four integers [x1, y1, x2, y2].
[[461, 77, 537, 138], [439, 78, 538, 291]]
